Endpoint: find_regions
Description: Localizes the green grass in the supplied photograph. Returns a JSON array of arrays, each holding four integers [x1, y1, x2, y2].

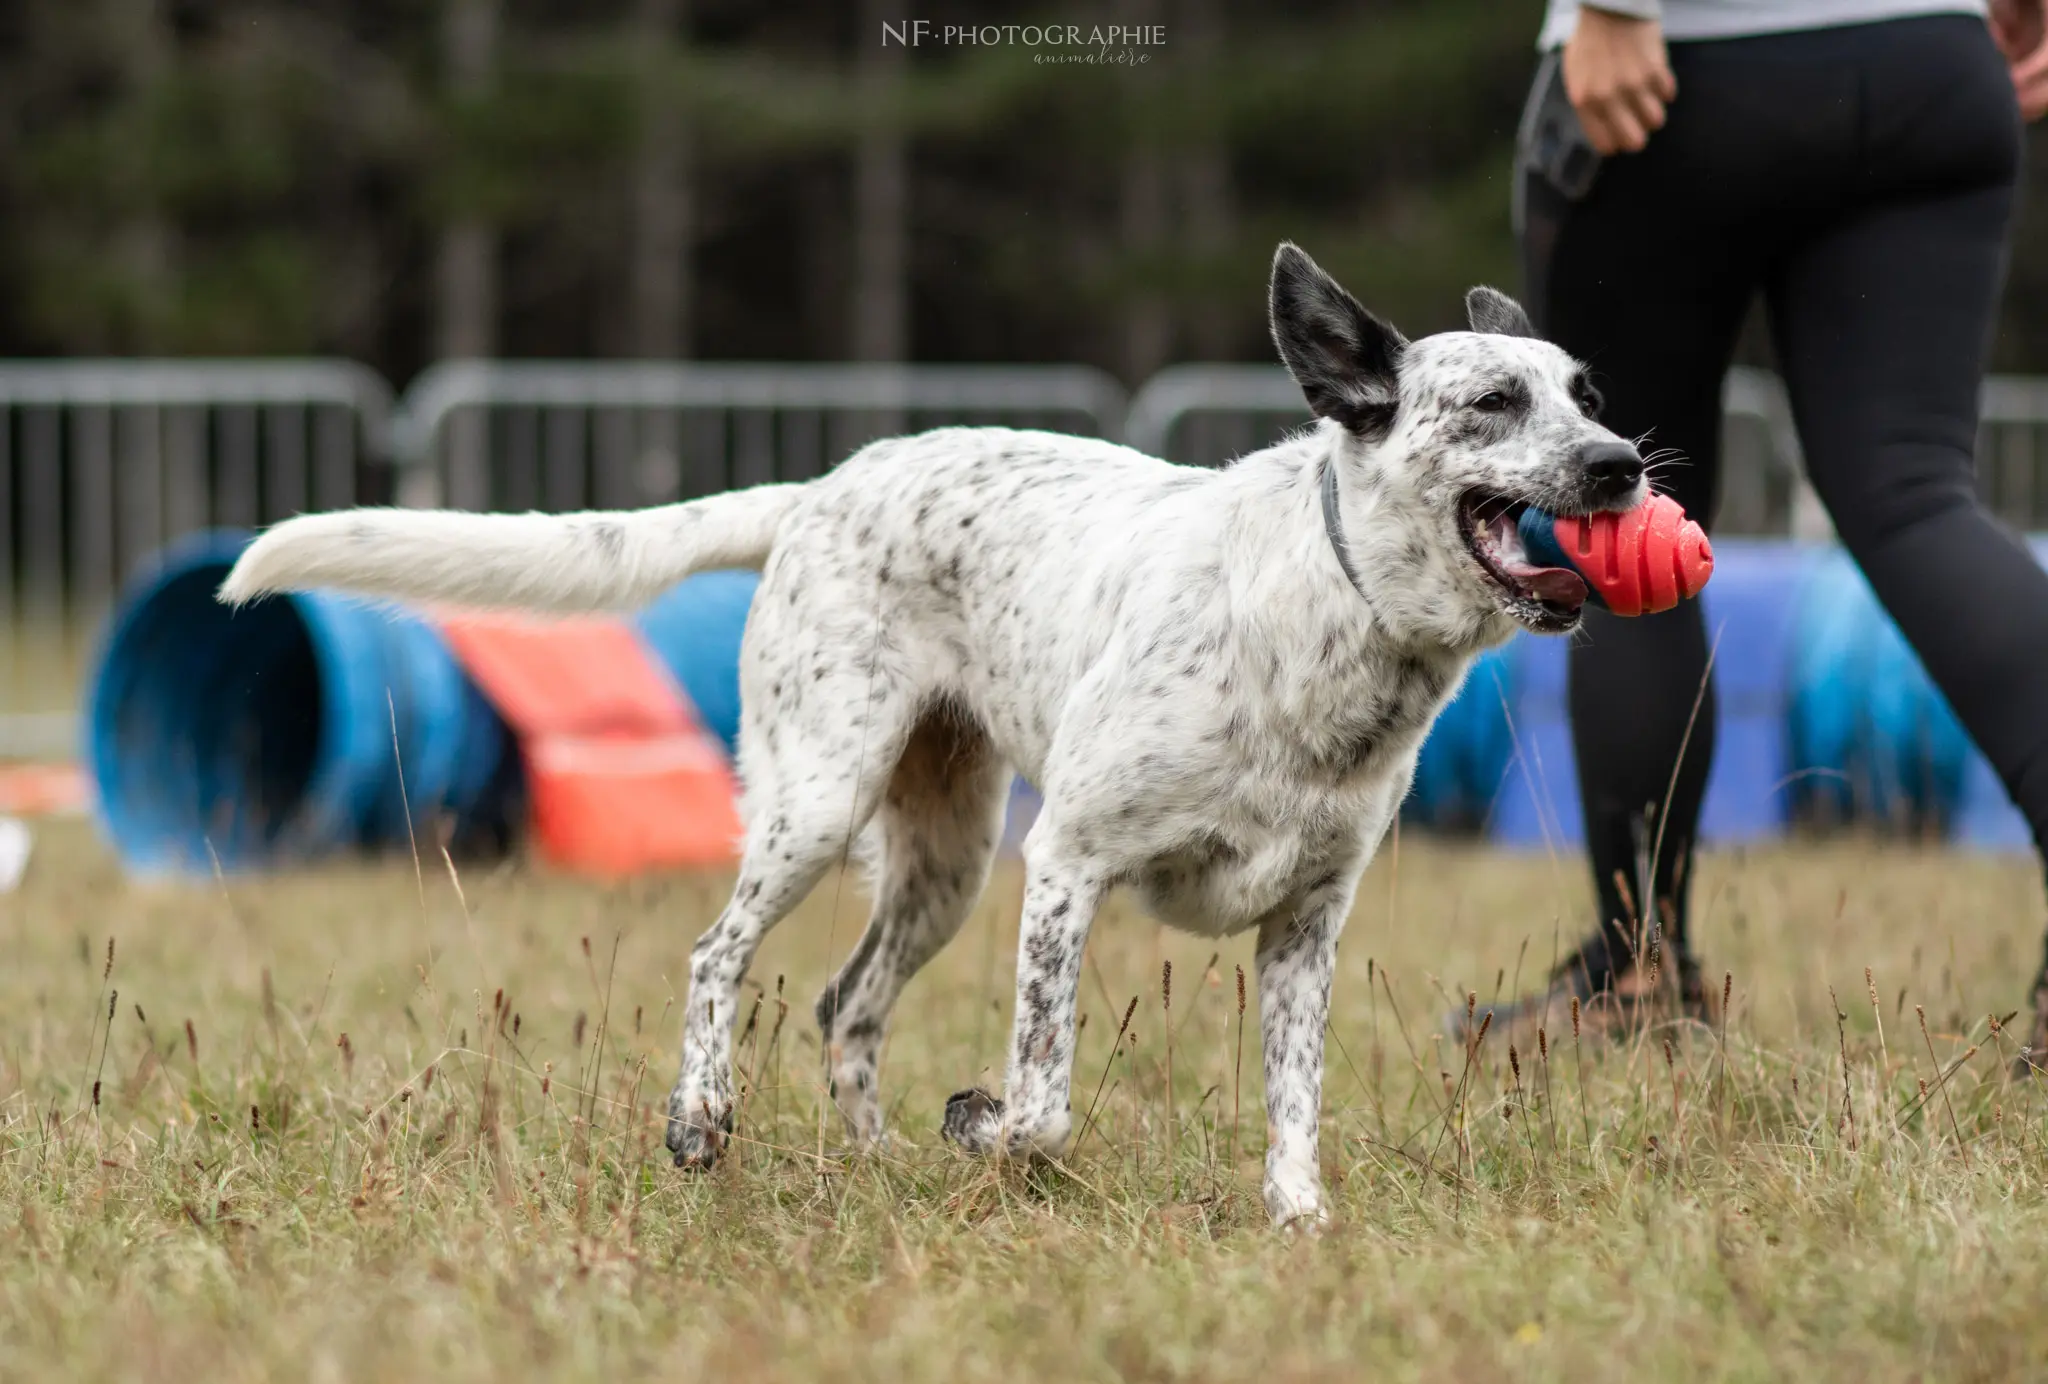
[[3, 820, 2048, 1381]]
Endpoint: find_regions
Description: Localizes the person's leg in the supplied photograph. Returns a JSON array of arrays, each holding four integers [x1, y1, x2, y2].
[[1520, 115, 1758, 990], [1769, 190, 2044, 833], [1762, 21, 2048, 1059]]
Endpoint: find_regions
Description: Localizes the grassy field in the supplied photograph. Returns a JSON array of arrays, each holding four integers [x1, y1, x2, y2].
[[3, 819, 2048, 1382]]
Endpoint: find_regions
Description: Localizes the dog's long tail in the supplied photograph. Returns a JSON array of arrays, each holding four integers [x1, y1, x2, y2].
[[217, 482, 804, 612]]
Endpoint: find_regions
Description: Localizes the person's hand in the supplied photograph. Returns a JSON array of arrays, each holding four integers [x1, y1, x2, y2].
[[1562, 7, 1676, 155], [1992, 0, 2048, 120]]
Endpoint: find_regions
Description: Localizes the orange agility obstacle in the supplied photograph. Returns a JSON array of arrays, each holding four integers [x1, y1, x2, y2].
[[437, 613, 742, 875]]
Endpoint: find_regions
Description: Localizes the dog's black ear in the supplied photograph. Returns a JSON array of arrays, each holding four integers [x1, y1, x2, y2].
[[1269, 242, 1406, 438], [1464, 286, 1537, 339]]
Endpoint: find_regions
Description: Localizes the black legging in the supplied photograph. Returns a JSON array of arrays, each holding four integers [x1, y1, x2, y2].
[[1521, 14, 2048, 964]]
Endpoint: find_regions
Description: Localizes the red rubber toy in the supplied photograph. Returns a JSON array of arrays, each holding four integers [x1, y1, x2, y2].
[[1518, 493, 1714, 616]]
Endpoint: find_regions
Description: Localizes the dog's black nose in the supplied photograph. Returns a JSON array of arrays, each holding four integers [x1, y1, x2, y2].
[[1576, 440, 1645, 497]]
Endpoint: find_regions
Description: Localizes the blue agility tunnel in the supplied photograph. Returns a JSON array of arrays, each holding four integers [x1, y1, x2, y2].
[[87, 531, 521, 873], [1403, 645, 1516, 830], [1789, 550, 1970, 832], [1696, 540, 1827, 842], [1484, 539, 2029, 851]]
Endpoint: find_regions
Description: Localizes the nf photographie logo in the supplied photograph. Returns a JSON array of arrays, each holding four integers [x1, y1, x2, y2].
[[880, 20, 1166, 65]]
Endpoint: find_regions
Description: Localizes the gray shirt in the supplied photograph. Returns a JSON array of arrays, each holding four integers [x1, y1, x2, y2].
[[1539, 0, 1987, 48]]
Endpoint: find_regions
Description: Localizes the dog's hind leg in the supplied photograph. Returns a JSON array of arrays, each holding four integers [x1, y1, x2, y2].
[[815, 707, 1009, 1147], [664, 671, 918, 1171]]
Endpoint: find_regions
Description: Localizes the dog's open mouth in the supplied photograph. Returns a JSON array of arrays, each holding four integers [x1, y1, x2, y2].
[[1457, 491, 1588, 628]]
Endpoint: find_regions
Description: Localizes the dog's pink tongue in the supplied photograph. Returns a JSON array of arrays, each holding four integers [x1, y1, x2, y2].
[[1486, 508, 1589, 609], [1520, 564, 1589, 609]]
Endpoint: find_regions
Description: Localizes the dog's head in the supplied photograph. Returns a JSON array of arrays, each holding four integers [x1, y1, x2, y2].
[[1269, 242, 1646, 641]]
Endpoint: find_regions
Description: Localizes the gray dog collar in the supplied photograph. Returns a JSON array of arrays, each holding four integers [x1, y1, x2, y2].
[[1320, 458, 1368, 597]]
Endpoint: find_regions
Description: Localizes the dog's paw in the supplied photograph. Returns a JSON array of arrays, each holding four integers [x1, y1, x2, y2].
[[1264, 1171, 1329, 1233], [665, 1087, 735, 1171], [1271, 1202, 1332, 1236], [940, 1087, 1005, 1154]]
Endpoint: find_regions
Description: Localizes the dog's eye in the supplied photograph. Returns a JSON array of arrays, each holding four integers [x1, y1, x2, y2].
[[1471, 392, 1509, 413], [1576, 384, 1604, 418]]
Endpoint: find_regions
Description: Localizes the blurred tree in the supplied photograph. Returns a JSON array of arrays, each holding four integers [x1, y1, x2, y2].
[[105, 0, 176, 345], [439, 0, 498, 509], [0, 0, 422, 358], [630, 0, 691, 358], [4, 0, 2038, 385], [853, 0, 908, 361], [1118, 0, 1170, 382], [1177, 0, 1235, 359], [437, 0, 497, 364]]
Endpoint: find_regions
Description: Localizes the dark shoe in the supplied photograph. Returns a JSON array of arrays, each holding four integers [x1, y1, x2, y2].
[[1447, 927, 1711, 1052]]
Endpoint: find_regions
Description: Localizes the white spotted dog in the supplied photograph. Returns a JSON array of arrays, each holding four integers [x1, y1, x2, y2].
[[219, 243, 1646, 1229]]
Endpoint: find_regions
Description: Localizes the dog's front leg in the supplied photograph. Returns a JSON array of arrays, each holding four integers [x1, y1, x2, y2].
[[1255, 898, 1346, 1231], [942, 856, 1104, 1159]]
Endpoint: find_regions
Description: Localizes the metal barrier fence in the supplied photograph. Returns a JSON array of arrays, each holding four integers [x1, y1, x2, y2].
[[1978, 376, 2048, 528], [11, 355, 2048, 630], [0, 360, 392, 630], [389, 361, 1129, 510]]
